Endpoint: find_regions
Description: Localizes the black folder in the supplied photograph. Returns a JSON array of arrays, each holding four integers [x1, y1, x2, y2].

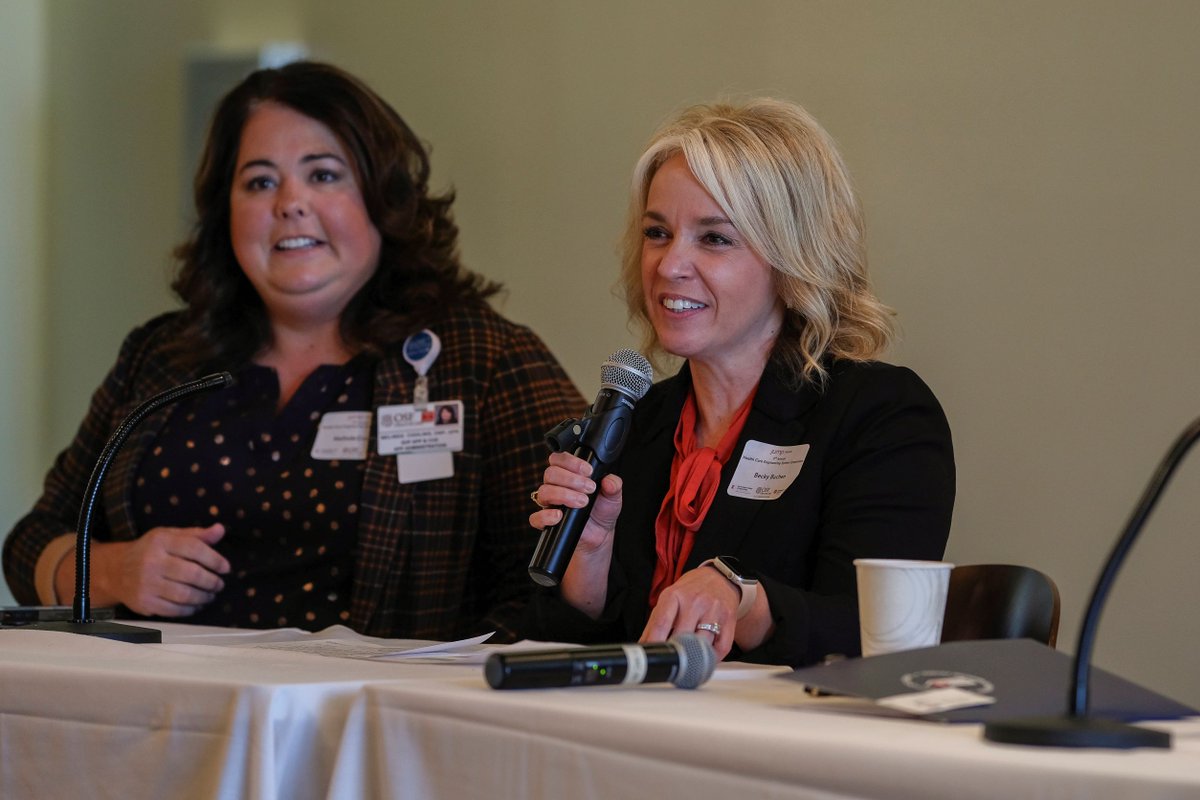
[[781, 639, 1197, 723]]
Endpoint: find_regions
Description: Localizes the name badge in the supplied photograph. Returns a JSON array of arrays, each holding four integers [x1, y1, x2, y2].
[[396, 451, 455, 484], [377, 401, 464, 455], [310, 411, 372, 460], [726, 440, 809, 500]]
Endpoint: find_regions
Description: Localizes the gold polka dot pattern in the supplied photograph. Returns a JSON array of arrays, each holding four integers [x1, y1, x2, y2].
[[132, 357, 373, 630]]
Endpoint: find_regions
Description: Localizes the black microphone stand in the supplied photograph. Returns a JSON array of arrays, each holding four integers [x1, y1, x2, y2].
[[984, 415, 1200, 749], [23, 372, 234, 644]]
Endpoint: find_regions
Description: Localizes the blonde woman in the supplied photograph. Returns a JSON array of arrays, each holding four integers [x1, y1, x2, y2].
[[528, 99, 954, 666]]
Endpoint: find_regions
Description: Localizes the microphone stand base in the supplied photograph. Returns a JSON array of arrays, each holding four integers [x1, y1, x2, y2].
[[984, 715, 1171, 749], [19, 619, 162, 644]]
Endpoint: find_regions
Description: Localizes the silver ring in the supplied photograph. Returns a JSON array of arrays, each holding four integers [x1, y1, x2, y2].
[[695, 621, 721, 636], [530, 490, 547, 508]]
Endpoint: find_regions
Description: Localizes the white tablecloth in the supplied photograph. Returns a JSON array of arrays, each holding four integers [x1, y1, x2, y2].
[[0, 623, 443, 800], [329, 667, 1200, 800], [3, 625, 1199, 800]]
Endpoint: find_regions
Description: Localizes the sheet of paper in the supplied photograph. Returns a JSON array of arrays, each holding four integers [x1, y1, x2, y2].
[[165, 624, 497, 662], [370, 638, 583, 665], [240, 632, 496, 662]]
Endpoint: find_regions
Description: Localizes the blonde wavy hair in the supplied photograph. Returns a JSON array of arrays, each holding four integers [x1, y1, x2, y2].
[[620, 98, 895, 385]]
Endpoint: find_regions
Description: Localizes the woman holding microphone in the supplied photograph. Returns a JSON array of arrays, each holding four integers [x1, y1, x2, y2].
[[527, 99, 954, 666]]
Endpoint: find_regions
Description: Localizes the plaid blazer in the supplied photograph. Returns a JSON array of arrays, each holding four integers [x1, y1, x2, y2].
[[3, 305, 584, 641]]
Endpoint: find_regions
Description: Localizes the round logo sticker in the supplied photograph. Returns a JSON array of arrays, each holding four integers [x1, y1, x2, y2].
[[900, 670, 995, 695]]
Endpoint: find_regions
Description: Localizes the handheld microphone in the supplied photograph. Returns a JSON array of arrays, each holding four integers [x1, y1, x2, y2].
[[528, 349, 652, 587], [18, 372, 235, 643], [983, 414, 1200, 749], [484, 633, 716, 690]]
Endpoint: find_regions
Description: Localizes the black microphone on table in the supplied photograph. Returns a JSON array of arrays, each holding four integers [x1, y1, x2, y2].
[[528, 349, 653, 588], [13, 372, 235, 644], [485, 633, 716, 690], [983, 414, 1200, 750]]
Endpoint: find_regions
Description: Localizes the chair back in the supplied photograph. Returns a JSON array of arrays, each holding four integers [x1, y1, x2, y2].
[[941, 563, 1061, 647]]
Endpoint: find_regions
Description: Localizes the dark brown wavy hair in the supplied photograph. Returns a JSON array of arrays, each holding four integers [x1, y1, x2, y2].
[[171, 61, 499, 368]]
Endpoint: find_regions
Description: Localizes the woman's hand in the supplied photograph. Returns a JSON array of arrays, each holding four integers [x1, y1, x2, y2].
[[529, 452, 622, 551], [58, 524, 232, 617], [640, 564, 740, 660], [529, 451, 623, 618], [641, 564, 774, 662]]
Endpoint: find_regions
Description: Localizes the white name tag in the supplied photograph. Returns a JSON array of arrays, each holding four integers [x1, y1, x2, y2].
[[877, 687, 996, 715], [310, 411, 372, 460], [397, 451, 455, 484], [377, 401, 464, 455], [726, 440, 809, 500]]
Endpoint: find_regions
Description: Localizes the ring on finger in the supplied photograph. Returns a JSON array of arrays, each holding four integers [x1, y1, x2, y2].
[[695, 621, 721, 636], [530, 489, 548, 509]]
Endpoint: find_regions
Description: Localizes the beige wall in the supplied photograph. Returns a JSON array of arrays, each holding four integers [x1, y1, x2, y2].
[[0, 1, 48, 606], [3, 0, 1198, 708]]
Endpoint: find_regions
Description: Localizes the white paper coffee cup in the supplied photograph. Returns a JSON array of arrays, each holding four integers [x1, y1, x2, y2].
[[854, 558, 953, 657]]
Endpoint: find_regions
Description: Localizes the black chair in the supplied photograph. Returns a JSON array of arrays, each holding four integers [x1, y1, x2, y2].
[[941, 564, 1061, 647]]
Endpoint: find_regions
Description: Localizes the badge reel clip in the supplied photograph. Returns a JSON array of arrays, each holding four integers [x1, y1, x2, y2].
[[402, 329, 442, 404]]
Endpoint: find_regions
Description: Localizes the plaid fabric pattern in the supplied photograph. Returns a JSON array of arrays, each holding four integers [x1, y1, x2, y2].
[[3, 305, 584, 642]]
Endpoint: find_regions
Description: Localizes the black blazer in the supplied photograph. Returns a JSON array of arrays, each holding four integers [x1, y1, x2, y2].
[[526, 359, 955, 667]]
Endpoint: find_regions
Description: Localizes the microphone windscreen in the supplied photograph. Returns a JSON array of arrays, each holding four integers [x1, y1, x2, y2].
[[671, 633, 717, 689], [600, 349, 653, 400]]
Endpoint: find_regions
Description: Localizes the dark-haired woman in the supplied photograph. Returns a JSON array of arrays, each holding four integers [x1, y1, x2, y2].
[[3, 62, 582, 641]]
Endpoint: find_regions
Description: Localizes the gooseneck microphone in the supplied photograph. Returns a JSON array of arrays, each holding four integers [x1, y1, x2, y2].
[[485, 633, 716, 690], [528, 349, 652, 587], [984, 414, 1200, 749], [22, 372, 235, 643]]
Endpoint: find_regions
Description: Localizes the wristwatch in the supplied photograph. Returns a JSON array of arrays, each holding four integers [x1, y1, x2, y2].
[[702, 556, 759, 619]]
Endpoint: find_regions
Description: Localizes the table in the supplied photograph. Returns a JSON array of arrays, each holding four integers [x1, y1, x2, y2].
[[328, 670, 1200, 800], [0, 623, 441, 800], [3, 625, 1199, 800]]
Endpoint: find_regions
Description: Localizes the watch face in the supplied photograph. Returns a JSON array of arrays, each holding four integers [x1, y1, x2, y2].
[[718, 556, 758, 583]]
